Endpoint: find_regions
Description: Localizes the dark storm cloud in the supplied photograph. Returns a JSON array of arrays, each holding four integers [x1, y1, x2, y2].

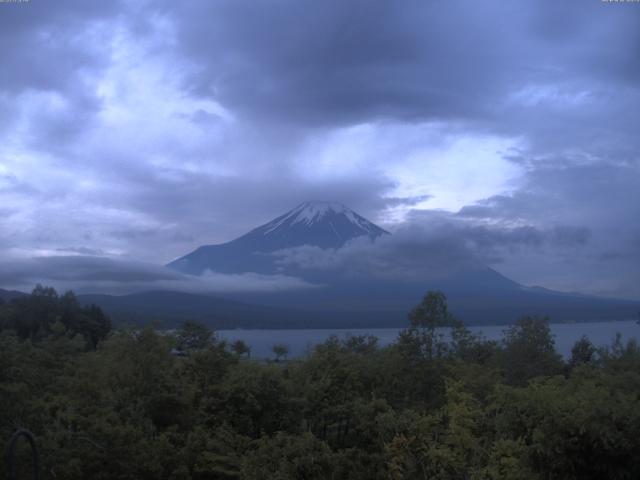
[[161, 0, 640, 127], [163, 0, 508, 125]]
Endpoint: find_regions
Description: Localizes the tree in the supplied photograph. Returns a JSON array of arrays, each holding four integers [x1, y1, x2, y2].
[[9, 285, 60, 339], [500, 315, 563, 386], [78, 304, 112, 349], [55, 291, 111, 349], [231, 339, 251, 358], [0, 287, 111, 348], [343, 334, 378, 355], [241, 432, 334, 480], [402, 290, 458, 360], [214, 362, 297, 436], [272, 344, 289, 362], [409, 290, 453, 331], [176, 320, 214, 351], [569, 335, 596, 368]]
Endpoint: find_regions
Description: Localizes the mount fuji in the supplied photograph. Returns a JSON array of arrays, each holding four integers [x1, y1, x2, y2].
[[163, 202, 639, 326], [167, 202, 388, 276]]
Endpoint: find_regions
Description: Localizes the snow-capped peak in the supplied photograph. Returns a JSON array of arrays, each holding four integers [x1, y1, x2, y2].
[[168, 201, 390, 273], [290, 202, 350, 225], [256, 201, 388, 241]]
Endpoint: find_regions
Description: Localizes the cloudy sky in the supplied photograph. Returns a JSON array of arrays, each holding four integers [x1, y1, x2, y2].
[[0, 0, 639, 298]]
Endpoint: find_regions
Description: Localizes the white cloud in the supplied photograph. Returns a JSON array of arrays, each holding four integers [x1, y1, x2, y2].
[[0, 253, 315, 295]]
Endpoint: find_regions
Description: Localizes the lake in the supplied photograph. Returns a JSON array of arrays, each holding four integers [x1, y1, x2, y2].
[[217, 320, 640, 359]]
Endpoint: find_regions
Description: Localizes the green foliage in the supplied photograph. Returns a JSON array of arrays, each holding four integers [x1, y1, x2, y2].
[[271, 344, 289, 362], [0, 285, 111, 349], [1, 288, 639, 479], [500, 315, 564, 386], [401, 291, 462, 361], [489, 371, 640, 479], [409, 290, 454, 331], [176, 320, 214, 351], [241, 432, 334, 480], [569, 335, 597, 368], [230, 339, 251, 358]]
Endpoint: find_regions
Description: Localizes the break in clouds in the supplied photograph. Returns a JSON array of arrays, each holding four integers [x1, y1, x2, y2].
[[0, 0, 639, 298]]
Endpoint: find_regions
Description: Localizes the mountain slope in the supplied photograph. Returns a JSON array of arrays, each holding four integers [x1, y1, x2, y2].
[[168, 202, 388, 275]]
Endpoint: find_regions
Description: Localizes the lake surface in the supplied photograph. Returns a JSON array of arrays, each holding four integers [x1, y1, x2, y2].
[[218, 320, 640, 359]]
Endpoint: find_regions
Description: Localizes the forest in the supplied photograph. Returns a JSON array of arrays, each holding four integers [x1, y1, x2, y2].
[[1, 286, 640, 479]]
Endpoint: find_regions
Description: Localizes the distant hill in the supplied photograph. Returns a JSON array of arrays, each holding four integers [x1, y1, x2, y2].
[[0, 288, 27, 302], [77, 290, 405, 329], [76, 289, 640, 330]]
